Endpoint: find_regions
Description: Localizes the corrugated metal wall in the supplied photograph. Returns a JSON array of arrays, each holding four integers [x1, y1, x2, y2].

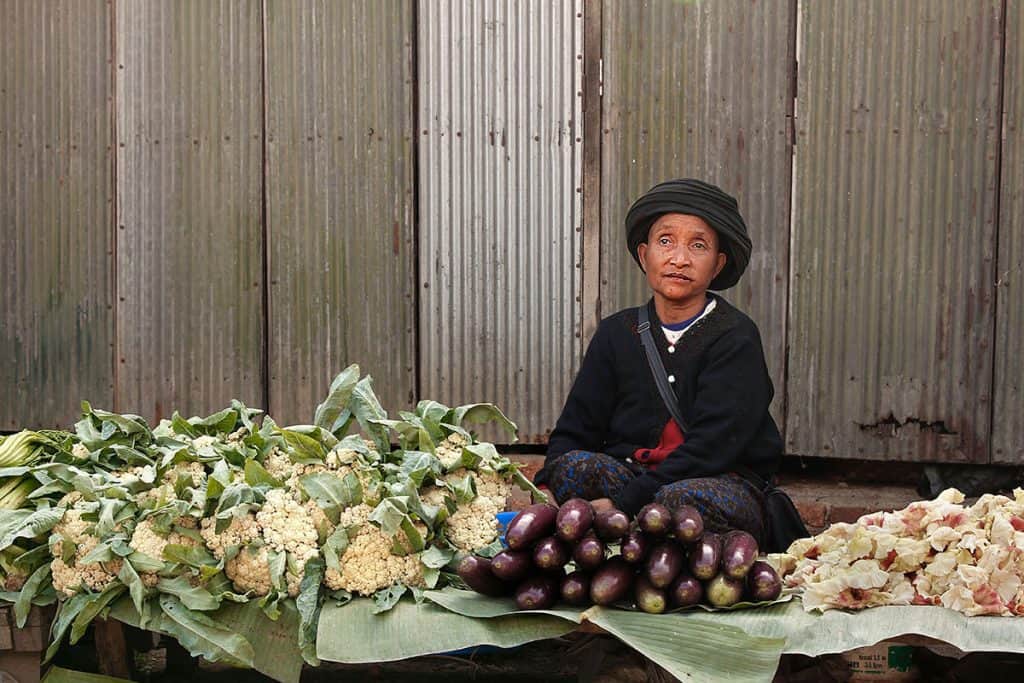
[[417, 0, 584, 443], [264, 0, 416, 424], [994, 0, 1024, 464], [600, 0, 795, 422], [0, 0, 114, 429], [115, 0, 265, 420], [786, 1, 1004, 462], [3, 1, 1023, 464]]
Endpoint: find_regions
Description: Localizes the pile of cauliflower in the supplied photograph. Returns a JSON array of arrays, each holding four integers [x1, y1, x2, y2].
[[46, 425, 515, 602], [775, 487, 1024, 616]]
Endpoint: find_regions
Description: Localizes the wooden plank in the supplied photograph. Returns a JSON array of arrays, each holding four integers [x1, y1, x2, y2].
[[95, 618, 131, 678]]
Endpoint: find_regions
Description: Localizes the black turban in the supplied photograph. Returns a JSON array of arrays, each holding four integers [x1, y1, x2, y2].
[[624, 178, 752, 291]]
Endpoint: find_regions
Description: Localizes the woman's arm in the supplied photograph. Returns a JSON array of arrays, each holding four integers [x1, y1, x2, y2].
[[612, 325, 774, 515]]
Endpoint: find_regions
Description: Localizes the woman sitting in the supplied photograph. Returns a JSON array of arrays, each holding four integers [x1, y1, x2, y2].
[[535, 179, 782, 545]]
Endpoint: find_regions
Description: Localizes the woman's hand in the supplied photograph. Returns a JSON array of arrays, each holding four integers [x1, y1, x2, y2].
[[590, 497, 615, 513]]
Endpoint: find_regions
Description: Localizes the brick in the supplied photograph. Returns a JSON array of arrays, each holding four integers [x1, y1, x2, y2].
[[830, 505, 873, 524], [795, 501, 829, 528], [511, 454, 544, 483]]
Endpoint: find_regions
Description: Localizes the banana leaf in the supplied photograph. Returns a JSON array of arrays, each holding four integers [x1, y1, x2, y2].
[[691, 599, 1024, 657], [42, 666, 132, 683], [424, 588, 785, 683], [315, 595, 576, 664], [109, 596, 304, 683]]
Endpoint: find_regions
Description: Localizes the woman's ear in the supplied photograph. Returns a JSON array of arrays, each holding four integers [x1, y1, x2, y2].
[[636, 242, 649, 273], [714, 252, 727, 278]]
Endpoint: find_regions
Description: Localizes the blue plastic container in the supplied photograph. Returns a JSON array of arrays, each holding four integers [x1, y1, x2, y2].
[[495, 510, 517, 547]]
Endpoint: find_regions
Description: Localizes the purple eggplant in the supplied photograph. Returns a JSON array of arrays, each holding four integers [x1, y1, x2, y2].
[[668, 573, 703, 608], [559, 571, 591, 606], [620, 528, 650, 564], [721, 530, 759, 580], [555, 498, 595, 543], [745, 561, 782, 602], [505, 503, 558, 550], [457, 555, 511, 597], [689, 532, 721, 581], [637, 503, 673, 537], [590, 557, 634, 605], [634, 576, 667, 614], [706, 572, 745, 608], [533, 536, 570, 572], [645, 542, 685, 589], [515, 575, 559, 610], [490, 549, 532, 582], [593, 509, 630, 541], [573, 535, 606, 571], [671, 505, 704, 543]]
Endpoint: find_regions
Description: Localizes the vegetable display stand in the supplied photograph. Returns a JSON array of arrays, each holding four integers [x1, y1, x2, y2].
[[0, 604, 54, 683]]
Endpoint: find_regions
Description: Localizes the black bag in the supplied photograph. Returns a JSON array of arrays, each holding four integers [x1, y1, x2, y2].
[[636, 305, 808, 553]]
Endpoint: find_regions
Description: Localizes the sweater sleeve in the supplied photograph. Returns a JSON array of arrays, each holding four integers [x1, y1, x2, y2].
[[535, 321, 619, 487], [612, 325, 774, 515]]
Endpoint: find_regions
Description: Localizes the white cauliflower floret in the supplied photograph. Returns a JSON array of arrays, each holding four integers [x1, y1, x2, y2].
[[52, 508, 91, 547], [225, 545, 272, 596], [434, 433, 470, 470], [263, 447, 298, 482], [441, 470, 511, 551], [163, 461, 206, 487], [50, 536, 123, 597], [322, 504, 424, 595], [256, 489, 318, 563], [129, 517, 200, 586], [304, 500, 335, 538], [136, 482, 176, 508], [191, 435, 219, 450], [71, 442, 90, 460], [200, 513, 260, 560]]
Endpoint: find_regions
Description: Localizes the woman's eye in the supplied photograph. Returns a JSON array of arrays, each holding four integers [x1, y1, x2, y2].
[[693, 242, 706, 250], [659, 237, 671, 246]]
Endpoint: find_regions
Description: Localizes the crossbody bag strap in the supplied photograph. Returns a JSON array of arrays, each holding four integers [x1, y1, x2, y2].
[[637, 305, 771, 492], [637, 305, 689, 433]]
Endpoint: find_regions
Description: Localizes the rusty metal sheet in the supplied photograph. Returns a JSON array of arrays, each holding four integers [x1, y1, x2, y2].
[[264, 0, 416, 424], [0, 1, 114, 429], [418, 0, 584, 443], [600, 0, 795, 427], [994, 1, 1024, 465], [115, 1, 265, 422], [787, 1, 1002, 463]]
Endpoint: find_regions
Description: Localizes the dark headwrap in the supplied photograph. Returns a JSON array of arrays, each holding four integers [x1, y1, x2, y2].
[[624, 178, 752, 290]]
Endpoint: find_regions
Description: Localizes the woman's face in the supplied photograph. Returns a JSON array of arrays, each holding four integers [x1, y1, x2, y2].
[[637, 213, 727, 307]]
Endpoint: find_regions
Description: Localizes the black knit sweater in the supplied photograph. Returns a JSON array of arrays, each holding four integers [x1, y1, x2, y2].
[[536, 294, 782, 515]]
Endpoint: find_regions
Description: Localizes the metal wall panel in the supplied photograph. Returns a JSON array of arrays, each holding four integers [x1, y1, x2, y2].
[[994, 1, 1024, 464], [788, 1, 1002, 463], [115, 1, 265, 421], [0, 1, 114, 429], [600, 0, 795, 424], [419, 0, 584, 443], [264, 0, 416, 424]]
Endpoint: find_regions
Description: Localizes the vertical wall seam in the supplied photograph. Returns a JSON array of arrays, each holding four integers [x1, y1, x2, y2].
[[111, 0, 120, 413], [260, 0, 271, 414], [411, 0, 422, 405], [782, 0, 799, 456], [988, 0, 1010, 464]]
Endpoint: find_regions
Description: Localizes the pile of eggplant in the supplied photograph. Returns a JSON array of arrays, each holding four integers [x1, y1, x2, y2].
[[456, 499, 782, 613]]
